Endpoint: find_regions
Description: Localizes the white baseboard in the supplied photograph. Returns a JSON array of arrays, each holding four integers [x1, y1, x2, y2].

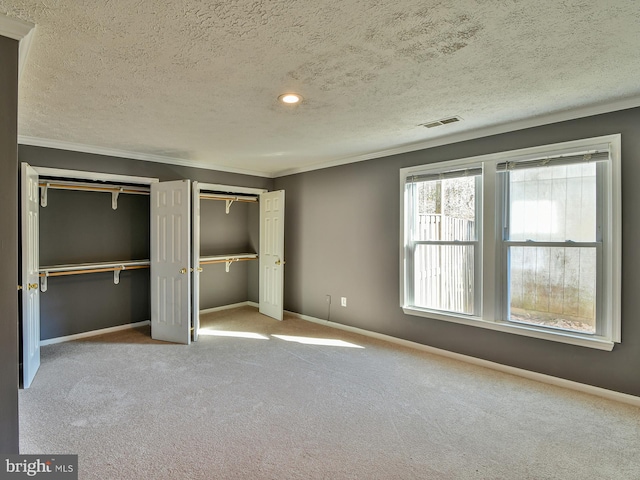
[[200, 301, 258, 316], [40, 302, 261, 346], [287, 310, 640, 409], [40, 320, 150, 346]]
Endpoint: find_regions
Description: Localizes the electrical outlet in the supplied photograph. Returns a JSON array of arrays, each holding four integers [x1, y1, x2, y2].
[[341, 297, 347, 307], [326, 295, 331, 304]]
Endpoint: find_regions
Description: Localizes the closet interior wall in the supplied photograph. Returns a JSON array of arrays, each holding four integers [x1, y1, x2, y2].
[[198, 195, 261, 310], [39, 187, 150, 340]]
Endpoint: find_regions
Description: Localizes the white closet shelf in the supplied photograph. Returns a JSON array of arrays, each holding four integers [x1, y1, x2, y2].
[[38, 181, 150, 195], [199, 193, 257, 202], [38, 180, 150, 210], [39, 259, 151, 274], [199, 253, 258, 272], [199, 193, 258, 214], [38, 260, 150, 292], [199, 253, 258, 265]]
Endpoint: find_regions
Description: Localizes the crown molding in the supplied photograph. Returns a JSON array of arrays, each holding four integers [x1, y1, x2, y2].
[[274, 96, 640, 177], [0, 13, 36, 81], [0, 13, 34, 40], [17, 136, 274, 178], [18, 25, 35, 81]]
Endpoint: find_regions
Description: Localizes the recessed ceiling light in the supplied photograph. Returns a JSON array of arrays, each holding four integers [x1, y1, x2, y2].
[[278, 93, 303, 104]]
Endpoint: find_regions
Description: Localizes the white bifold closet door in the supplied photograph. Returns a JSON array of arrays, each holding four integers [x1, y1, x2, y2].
[[259, 190, 285, 320], [21, 163, 41, 388], [191, 182, 201, 342], [151, 180, 192, 344]]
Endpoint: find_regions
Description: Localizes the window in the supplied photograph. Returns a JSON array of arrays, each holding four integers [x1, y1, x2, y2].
[[404, 167, 482, 315], [400, 135, 621, 350]]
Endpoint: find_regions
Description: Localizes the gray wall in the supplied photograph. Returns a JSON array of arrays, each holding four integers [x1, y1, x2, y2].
[[19, 145, 273, 339], [274, 107, 640, 397], [38, 188, 151, 340], [0, 35, 19, 453], [39, 190, 150, 265]]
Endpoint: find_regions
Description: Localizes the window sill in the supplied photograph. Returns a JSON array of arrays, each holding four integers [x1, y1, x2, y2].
[[402, 307, 615, 351]]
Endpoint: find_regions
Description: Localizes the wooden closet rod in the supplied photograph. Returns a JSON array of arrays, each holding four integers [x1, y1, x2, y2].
[[199, 194, 257, 203], [39, 265, 149, 277], [199, 257, 257, 266], [39, 182, 150, 195]]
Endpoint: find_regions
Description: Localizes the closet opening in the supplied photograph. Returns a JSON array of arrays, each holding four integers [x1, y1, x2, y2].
[[191, 182, 285, 341], [20, 163, 158, 388]]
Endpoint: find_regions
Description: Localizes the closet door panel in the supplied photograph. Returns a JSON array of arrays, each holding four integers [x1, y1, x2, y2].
[[192, 182, 200, 341], [151, 180, 191, 344], [21, 163, 40, 388], [259, 190, 285, 320]]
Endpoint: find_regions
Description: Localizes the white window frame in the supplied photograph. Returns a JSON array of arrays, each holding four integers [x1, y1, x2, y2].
[[400, 134, 621, 351], [403, 165, 483, 316]]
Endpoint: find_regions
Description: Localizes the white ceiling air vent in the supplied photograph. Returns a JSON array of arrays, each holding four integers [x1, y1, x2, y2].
[[420, 116, 462, 128]]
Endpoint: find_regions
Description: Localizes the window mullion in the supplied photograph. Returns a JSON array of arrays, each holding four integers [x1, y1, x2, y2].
[[596, 162, 605, 338], [404, 183, 416, 307], [481, 161, 497, 321], [497, 171, 509, 323]]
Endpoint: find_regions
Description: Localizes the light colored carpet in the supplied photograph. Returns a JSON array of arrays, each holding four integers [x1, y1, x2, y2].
[[19, 306, 640, 479]]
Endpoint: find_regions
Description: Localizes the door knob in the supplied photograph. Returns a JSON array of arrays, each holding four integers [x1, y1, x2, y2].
[[28, 283, 38, 290], [275, 259, 286, 266], [180, 268, 187, 274]]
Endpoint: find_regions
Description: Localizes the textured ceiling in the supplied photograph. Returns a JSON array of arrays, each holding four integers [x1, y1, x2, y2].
[[2, 1, 640, 176]]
